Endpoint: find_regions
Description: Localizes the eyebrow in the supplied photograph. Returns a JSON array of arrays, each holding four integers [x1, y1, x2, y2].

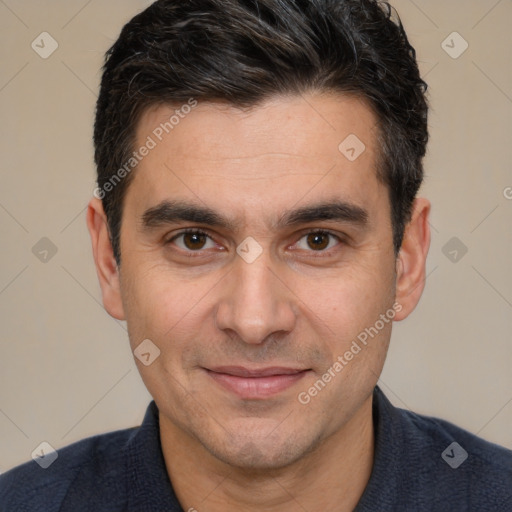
[[139, 199, 369, 233]]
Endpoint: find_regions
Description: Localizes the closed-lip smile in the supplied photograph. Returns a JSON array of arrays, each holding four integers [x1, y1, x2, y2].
[[205, 366, 310, 399]]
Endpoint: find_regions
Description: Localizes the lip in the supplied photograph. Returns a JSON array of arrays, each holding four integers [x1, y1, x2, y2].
[[205, 366, 310, 399]]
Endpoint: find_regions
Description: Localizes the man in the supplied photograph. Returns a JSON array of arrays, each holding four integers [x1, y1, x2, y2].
[[1, 0, 511, 510]]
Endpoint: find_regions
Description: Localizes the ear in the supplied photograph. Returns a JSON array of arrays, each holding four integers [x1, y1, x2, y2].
[[86, 197, 125, 320], [394, 197, 431, 321]]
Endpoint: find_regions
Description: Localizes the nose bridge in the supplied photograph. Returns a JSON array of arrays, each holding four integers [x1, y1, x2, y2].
[[215, 247, 296, 344]]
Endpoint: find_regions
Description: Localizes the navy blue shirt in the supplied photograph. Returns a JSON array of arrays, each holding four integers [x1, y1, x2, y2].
[[1, 386, 511, 511]]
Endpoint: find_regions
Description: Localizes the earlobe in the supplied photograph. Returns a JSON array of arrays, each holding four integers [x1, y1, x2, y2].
[[86, 197, 126, 320], [394, 197, 431, 321]]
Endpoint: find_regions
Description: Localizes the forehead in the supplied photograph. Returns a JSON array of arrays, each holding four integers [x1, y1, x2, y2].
[[138, 92, 377, 164], [125, 92, 385, 226]]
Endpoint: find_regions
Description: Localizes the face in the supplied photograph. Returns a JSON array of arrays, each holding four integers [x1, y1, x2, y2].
[[93, 93, 420, 470]]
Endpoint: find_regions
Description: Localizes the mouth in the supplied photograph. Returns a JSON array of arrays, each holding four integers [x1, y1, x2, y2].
[[204, 366, 311, 399]]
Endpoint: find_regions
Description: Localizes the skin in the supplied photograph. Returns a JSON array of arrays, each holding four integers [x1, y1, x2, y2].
[[87, 92, 430, 511]]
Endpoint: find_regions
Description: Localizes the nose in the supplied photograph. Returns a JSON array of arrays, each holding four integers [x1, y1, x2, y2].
[[214, 247, 297, 345]]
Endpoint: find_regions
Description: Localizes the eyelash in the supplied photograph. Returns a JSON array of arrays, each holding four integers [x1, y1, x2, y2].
[[166, 228, 343, 257]]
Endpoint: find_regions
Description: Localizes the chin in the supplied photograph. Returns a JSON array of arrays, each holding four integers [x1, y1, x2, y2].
[[212, 442, 301, 471], [198, 423, 319, 471]]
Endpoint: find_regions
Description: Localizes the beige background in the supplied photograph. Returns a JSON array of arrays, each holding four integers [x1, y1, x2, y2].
[[0, 0, 511, 472]]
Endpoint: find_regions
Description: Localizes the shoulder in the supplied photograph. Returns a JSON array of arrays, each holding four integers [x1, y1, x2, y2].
[[362, 387, 512, 511], [401, 405, 512, 470], [0, 426, 137, 512], [397, 404, 512, 508]]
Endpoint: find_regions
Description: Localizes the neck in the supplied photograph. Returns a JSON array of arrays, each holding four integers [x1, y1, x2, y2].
[[160, 395, 375, 512]]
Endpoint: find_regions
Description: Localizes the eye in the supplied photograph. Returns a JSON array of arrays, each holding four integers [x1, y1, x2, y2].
[[166, 229, 342, 255], [168, 229, 217, 252], [294, 230, 342, 252]]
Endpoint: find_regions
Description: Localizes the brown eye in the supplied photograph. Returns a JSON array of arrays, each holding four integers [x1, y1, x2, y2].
[[306, 232, 330, 251], [169, 230, 216, 252], [294, 230, 341, 253], [183, 232, 208, 250]]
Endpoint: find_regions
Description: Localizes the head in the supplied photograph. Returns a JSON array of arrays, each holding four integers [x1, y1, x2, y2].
[[88, 0, 430, 470]]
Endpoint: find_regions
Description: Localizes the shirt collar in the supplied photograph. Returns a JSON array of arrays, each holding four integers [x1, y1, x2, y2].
[[354, 385, 405, 510], [125, 401, 182, 511]]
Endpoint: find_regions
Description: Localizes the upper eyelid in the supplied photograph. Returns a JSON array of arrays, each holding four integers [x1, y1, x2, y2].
[[167, 228, 213, 243]]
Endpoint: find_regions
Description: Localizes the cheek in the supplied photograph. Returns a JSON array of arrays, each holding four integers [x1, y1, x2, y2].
[[304, 274, 394, 411], [304, 259, 395, 340], [120, 263, 218, 350]]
